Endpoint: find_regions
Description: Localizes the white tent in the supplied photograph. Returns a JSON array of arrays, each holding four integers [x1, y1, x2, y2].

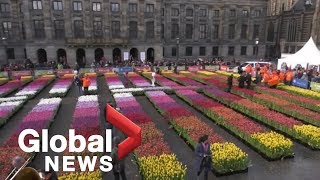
[[277, 37, 320, 69]]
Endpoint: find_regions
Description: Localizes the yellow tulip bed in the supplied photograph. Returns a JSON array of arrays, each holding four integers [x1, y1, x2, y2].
[[0, 77, 8, 85], [197, 71, 216, 76], [277, 84, 320, 100], [59, 171, 102, 180], [294, 125, 320, 149]]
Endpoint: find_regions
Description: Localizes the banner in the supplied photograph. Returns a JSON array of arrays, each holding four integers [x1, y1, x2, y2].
[[56, 69, 74, 76], [220, 65, 230, 71], [188, 66, 201, 72], [34, 70, 54, 77], [79, 68, 94, 74], [140, 52, 145, 62], [134, 67, 150, 72], [177, 66, 186, 71], [292, 78, 309, 89], [11, 70, 32, 79], [124, 52, 129, 61], [310, 82, 320, 92], [205, 65, 220, 71], [0, 71, 9, 78], [119, 67, 133, 73], [96, 68, 113, 73]]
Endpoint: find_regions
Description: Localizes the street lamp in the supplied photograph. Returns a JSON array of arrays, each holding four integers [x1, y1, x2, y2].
[[176, 38, 179, 62], [1, 36, 8, 65], [255, 37, 259, 59]]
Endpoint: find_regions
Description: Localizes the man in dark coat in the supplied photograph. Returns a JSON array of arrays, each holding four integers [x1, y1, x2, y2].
[[111, 136, 127, 180], [246, 73, 252, 89], [195, 135, 212, 180], [238, 72, 246, 88], [227, 74, 233, 92]]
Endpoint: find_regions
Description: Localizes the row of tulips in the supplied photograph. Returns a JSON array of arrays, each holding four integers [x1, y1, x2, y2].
[[15, 75, 55, 98], [203, 88, 320, 149], [113, 92, 186, 179], [161, 72, 205, 87], [145, 91, 249, 174], [0, 100, 25, 127], [0, 96, 28, 102], [0, 98, 62, 179], [0, 76, 33, 97], [86, 74, 98, 94], [142, 72, 180, 86], [175, 90, 294, 160], [60, 95, 101, 177], [127, 72, 152, 87], [105, 72, 125, 89], [0, 77, 8, 85], [110, 86, 200, 95], [49, 76, 74, 97]]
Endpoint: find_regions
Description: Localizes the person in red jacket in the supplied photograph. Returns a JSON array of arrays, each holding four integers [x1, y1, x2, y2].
[[82, 74, 91, 95]]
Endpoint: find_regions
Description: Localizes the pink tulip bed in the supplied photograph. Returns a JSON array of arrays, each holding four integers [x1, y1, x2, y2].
[[87, 76, 98, 94], [113, 92, 186, 179], [105, 72, 125, 89], [49, 76, 74, 97], [142, 72, 180, 86], [15, 76, 55, 98], [127, 72, 152, 87], [0, 78, 33, 97], [145, 91, 249, 174], [161, 72, 206, 87], [0, 100, 25, 127], [0, 98, 62, 179]]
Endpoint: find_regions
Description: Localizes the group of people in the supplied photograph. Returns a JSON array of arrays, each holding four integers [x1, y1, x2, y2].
[[74, 71, 91, 96]]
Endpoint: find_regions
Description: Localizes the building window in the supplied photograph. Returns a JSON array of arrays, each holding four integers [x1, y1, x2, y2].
[[146, 21, 154, 39], [172, 8, 179, 16], [228, 24, 235, 39], [186, 24, 193, 39], [288, 19, 297, 42], [32, 0, 42, 10], [93, 21, 103, 37], [74, 20, 84, 38], [186, 8, 193, 17], [7, 48, 15, 59], [171, 23, 179, 39], [161, 8, 164, 16], [186, 47, 192, 56], [230, 9, 236, 17], [93, 2, 101, 12], [199, 24, 207, 39], [253, 46, 259, 55], [172, 47, 176, 57], [0, 3, 10, 12], [112, 21, 120, 38], [73, 1, 82, 11], [253, 24, 260, 39], [22, 22, 26, 40], [213, 24, 219, 39], [241, 24, 248, 39], [111, 3, 119, 12], [199, 47, 206, 56], [54, 20, 65, 39], [241, 46, 247, 55], [129, 3, 137, 13], [161, 24, 164, 39], [228, 46, 235, 56], [199, 9, 207, 17], [214, 10, 219, 17], [129, 21, 137, 39], [212, 46, 219, 56], [34, 20, 45, 38], [254, 10, 261, 17], [53, 1, 63, 11], [146, 4, 154, 13], [2, 22, 12, 38], [242, 10, 249, 17]]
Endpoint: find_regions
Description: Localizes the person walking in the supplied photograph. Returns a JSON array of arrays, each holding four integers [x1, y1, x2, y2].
[[151, 70, 156, 86], [111, 136, 127, 180], [246, 72, 252, 89], [74, 72, 83, 96], [82, 74, 91, 95], [195, 135, 212, 180], [227, 74, 233, 92], [238, 72, 246, 88]]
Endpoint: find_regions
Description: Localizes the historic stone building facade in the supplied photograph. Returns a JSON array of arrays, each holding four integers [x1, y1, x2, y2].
[[0, 0, 318, 66]]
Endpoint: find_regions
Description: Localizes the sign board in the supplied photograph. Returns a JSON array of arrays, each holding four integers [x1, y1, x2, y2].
[[11, 71, 32, 79], [188, 66, 201, 72], [140, 52, 146, 62], [79, 68, 93, 74], [112, 68, 119, 73], [177, 66, 186, 71], [310, 82, 320, 92], [205, 65, 219, 71], [0, 71, 9, 78], [135, 67, 150, 72], [119, 67, 133, 73], [292, 78, 309, 89], [56, 69, 74, 76], [97, 68, 113, 73], [220, 65, 230, 72], [34, 70, 54, 77], [124, 52, 129, 61]]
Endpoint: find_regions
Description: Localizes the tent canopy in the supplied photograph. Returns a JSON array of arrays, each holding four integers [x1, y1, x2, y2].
[[277, 37, 320, 69]]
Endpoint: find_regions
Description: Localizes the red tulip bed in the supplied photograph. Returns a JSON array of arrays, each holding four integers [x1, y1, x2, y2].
[[0, 98, 62, 179], [0, 77, 33, 97], [145, 91, 249, 175], [113, 92, 186, 179], [175, 90, 294, 160], [126, 72, 152, 87], [161, 72, 206, 87]]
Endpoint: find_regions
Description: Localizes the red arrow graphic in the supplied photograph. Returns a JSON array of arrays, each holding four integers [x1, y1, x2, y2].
[[106, 104, 141, 160]]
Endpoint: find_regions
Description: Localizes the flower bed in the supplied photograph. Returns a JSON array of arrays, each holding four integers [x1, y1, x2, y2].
[[0, 96, 28, 102], [277, 84, 320, 100], [105, 72, 125, 89], [86, 74, 98, 94], [15, 76, 55, 98], [127, 72, 152, 87], [0, 100, 25, 127], [203, 88, 320, 149], [113, 92, 186, 179], [145, 91, 249, 175], [197, 71, 216, 76], [49, 77, 74, 97], [142, 72, 180, 86], [0, 77, 33, 97], [0, 77, 8, 85], [175, 90, 293, 160], [0, 98, 62, 179], [162, 72, 205, 87], [255, 86, 320, 112]]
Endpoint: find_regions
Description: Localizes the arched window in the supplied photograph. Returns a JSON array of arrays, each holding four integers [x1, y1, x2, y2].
[[288, 19, 297, 42], [267, 22, 275, 41]]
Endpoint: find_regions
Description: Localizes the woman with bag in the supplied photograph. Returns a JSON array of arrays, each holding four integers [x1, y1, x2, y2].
[[195, 135, 212, 180]]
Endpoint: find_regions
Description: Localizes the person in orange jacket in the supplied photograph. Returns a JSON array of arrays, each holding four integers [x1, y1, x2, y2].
[[82, 74, 91, 95], [268, 71, 280, 88], [279, 71, 285, 82], [245, 64, 252, 74], [285, 70, 293, 85], [262, 72, 270, 86]]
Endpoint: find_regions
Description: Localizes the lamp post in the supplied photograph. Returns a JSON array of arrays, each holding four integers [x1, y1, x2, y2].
[[1, 37, 8, 65], [176, 38, 179, 62], [255, 37, 259, 59]]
